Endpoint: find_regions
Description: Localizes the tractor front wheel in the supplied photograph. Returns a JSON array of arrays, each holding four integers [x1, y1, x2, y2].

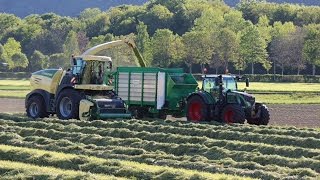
[[247, 104, 270, 125], [186, 96, 208, 122], [26, 95, 48, 119], [221, 104, 245, 124], [56, 89, 82, 120]]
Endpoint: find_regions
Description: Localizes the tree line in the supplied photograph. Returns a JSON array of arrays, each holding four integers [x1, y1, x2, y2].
[[0, 0, 320, 75]]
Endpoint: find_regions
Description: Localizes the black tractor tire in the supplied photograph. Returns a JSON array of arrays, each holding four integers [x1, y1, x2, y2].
[[158, 110, 167, 120], [26, 95, 48, 119], [247, 104, 270, 125], [56, 89, 83, 120], [186, 95, 208, 122], [221, 104, 245, 124]]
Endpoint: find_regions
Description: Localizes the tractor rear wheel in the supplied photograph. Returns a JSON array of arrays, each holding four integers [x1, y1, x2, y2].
[[221, 104, 245, 124], [26, 95, 48, 119], [56, 89, 82, 120], [247, 104, 270, 125], [186, 96, 208, 122]]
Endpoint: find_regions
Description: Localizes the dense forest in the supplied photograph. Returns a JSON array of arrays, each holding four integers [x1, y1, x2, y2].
[[0, 0, 320, 75]]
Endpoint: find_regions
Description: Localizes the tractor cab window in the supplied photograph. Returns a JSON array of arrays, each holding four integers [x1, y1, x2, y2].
[[203, 78, 214, 92], [203, 76, 238, 92], [222, 77, 237, 91]]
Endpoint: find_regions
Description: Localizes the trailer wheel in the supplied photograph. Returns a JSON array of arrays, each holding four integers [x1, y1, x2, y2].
[[247, 104, 270, 125], [129, 107, 145, 119], [26, 95, 48, 119], [186, 96, 208, 122], [56, 89, 82, 120], [221, 104, 245, 124]]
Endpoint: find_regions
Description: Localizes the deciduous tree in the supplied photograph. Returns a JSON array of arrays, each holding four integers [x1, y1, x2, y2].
[[182, 30, 213, 73], [239, 23, 269, 74], [11, 52, 28, 70], [136, 22, 152, 66], [151, 29, 183, 68], [30, 50, 48, 71], [3, 38, 22, 69], [303, 24, 320, 75]]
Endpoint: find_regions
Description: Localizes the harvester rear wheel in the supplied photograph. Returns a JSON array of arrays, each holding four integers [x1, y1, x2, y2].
[[26, 95, 48, 119], [247, 104, 270, 125], [186, 96, 208, 123], [56, 89, 82, 120], [221, 104, 245, 124]]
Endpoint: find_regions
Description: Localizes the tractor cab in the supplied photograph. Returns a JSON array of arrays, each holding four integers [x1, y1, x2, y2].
[[202, 75, 239, 92]]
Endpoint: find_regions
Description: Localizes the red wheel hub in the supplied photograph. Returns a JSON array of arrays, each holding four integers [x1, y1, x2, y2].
[[188, 102, 202, 122], [224, 110, 234, 124]]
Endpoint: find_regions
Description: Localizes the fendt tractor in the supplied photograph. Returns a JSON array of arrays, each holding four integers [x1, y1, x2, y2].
[[186, 74, 270, 125], [26, 39, 269, 125]]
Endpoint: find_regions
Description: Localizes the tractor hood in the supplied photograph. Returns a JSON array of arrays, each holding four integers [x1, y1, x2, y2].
[[232, 91, 255, 106]]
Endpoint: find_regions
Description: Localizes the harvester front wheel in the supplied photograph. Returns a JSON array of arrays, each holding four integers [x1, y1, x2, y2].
[[186, 96, 208, 123], [56, 89, 82, 120], [26, 95, 48, 119], [247, 104, 270, 125], [221, 104, 245, 124]]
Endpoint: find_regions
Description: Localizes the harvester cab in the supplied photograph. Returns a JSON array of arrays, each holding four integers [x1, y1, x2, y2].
[[186, 74, 270, 125], [26, 39, 145, 120]]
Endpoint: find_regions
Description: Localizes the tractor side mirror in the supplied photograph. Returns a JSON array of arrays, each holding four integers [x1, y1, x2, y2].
[[246, 78, 250, 87], [109, 61, 112, 70], [235, 75, 241, 81]]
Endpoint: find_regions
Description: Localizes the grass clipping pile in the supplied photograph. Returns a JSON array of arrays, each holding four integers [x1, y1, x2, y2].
[[0, 114, 319, 179]]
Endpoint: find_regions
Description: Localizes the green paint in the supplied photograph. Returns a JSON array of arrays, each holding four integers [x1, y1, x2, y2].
[[32, 69, 59, 79]]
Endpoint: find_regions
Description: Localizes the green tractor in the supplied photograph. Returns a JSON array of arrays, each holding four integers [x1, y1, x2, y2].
[[25, 39, 144, 120], [186, 74, 270, 125]]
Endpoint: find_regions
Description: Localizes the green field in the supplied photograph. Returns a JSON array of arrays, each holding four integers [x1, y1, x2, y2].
[[0, 79, 30, 98], [198, 81, 320, 104], [237, 82, 320, 93], [1, 79, 320, 104], [0, 113, 319, 179]]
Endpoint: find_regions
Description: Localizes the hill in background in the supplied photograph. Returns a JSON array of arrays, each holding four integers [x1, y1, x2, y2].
[[0, 0, 146, 17], [0, 0, 319, 17], [225, 0, 320, 7]]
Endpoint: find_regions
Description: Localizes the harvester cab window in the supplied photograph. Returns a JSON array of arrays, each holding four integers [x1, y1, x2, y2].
[[72, 58, 85, 75], [105, 60, 112, 71], [90, 62, 104, 84]]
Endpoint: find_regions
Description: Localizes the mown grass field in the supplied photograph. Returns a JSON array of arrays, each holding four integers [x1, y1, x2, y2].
[[0, 113, 319, 179]]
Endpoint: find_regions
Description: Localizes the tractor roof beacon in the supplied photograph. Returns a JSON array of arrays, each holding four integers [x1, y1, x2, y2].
[[186, 74, 270, 125]]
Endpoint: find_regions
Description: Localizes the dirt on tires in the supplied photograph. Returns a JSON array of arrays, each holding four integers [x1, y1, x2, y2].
[[0, 98, 319, 128]]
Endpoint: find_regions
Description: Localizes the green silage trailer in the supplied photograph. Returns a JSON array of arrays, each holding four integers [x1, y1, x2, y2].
[[114, 67, 198, 119]]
